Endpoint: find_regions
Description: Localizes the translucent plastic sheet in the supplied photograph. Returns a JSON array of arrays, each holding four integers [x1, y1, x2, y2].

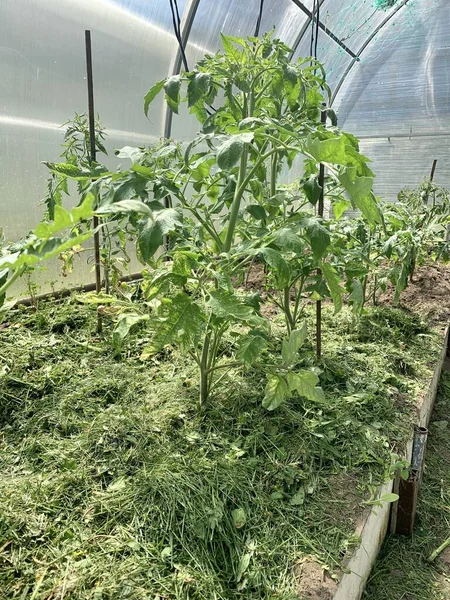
[[0, 0, 174, 293], [334, 0, 449, 199], [1, 0, 449, 295]]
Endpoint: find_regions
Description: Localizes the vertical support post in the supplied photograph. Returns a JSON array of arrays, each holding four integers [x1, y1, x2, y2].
[[85, 30, 103, 333], [316, 105, 327, 359], [430, 159, 438, 183]]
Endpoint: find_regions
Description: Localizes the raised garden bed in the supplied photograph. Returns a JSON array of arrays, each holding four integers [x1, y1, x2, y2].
[[1, 266, 450, 599]]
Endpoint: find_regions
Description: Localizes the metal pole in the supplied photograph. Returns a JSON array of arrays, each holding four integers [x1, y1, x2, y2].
[[85, 30, 103, 333], [316, 105, 327, 359], [430, 159, 438, 183]]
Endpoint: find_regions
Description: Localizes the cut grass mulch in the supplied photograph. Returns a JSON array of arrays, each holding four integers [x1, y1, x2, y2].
[[0, 297, 444, 599]]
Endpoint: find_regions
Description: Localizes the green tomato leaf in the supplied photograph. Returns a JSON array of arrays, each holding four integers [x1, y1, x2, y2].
[[112, 313, 149, 354], [286, 370, 325, 403], [246, 204, 267, 221], [321, 262, 345, 313], [339, 168, 380, 225], [144, 79, 165, 116], [302, 218, 330, 261], [216, 133, 254, 171], [272, 228, 305, 254], [220, 33, 243, 62], [349, 278, 365, 313], [208, 290, 254, 321], [333, 199, 351, 220], [281, 322, 308, 367], [304, 134, 347, 164], [236, 331, 268, 367], [187, 72, 211, 107], [143, 270, 188, 300], [141, 293, 202, 358], [164, 75, 181, 114], [97, 199, 152, 216], [138, 220, 163, 263], [263, 374, 289, 411], [303, 175, 322, 206], [259, 247, 291, 289]]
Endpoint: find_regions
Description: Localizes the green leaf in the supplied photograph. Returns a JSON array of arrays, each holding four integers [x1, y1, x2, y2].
[[138, 221, 163, 262], [208, 290, 254, 321], [172, 251, 195, 276], [333, 199, 351, 220], [286, 370, 325, 403], [164, 75, 181, 114], [97, 199, 152, 216], [113, 174, 147, 203], [116, 146, 145, 162], [144, 79, 165, 116], [259, 248, 291, 289], [231, 508, 246, 529], [354, 193, 381, 226], [281, 322, 308, 367], [303, 218, 330, 261], [236, 552, 252, 584], [216, 133, 253, 171], [246, 204, 266, 221], [290, 489, 305, 506], [141, 293, 202, 358], [321, 262, 344, 313], [272, 228, 305, 254], [35, 194, 95, 238], [236, 332, 267, 367], [349, 278, 365, 313], [143, 270, 188, 300], [155, 208, 183, 234], [187, 72, 211, 107], [112, 313, 149, 354], [366, 492, 399, 506], [263, 374, 289, 411], [339, 168, 380, 225], [138, 208, 182, 263], [220, 33, 243, 62], [303, 175, 322, 205], [283, 65, 298, 98], [304, 134, 347, 164]]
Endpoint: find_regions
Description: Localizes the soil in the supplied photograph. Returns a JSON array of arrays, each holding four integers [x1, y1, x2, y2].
[[323, 474, 368, 538], [243, 261, 266, 290], [244, 262, 450, 328], [295, 560, 337, 600], [379, 264, 450, 326]]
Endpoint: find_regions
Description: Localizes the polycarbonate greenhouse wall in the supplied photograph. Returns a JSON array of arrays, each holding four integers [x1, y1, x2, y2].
[[1, 0, 449, 295]]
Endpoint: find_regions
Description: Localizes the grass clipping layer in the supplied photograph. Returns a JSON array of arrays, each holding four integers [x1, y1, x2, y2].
[[0, 300, 442, 599]]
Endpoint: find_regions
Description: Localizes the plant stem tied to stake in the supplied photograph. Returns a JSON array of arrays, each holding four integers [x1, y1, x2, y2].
[[85, 30, 103, 333], [316, 105, 327, 359]]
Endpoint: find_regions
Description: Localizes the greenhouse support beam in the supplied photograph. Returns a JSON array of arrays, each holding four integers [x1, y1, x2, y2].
[[288, 0, 358, 59], [290, 0, 326, 58], [331, 0, 412, 104], [163, 0, 201, 140]]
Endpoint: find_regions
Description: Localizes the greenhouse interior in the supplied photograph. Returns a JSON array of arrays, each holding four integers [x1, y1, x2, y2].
[[1, 0, 450, 598]]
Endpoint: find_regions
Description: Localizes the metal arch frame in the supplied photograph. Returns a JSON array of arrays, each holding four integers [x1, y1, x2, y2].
[[289, 0, 357, 59], [289, 0, 326, 59], [162, 0, 202, 140], [330, 0, 412, 105], [162, 0, 412, 138]]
